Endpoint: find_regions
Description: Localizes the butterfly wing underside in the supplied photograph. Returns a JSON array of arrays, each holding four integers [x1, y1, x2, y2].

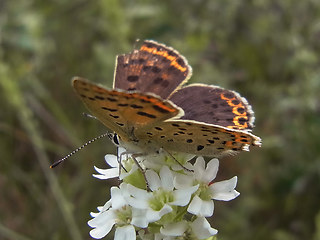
[[114, 40, 192, 99], [135, 120, 261, 157], [73, 77, 183, 141]]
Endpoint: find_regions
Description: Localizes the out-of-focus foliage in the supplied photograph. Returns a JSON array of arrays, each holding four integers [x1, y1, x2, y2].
[[1, 0, 320, 239]]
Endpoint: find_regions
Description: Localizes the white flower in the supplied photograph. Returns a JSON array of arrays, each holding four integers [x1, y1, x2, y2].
[[88, 184, 135, 239], [141, 150, 195, 171], [159, 217, 218, 239], [92, 148, 143, 184], [88, 148, 241, 239], [126, 166, 199, 223], [88, 200, 115, 239], [176, 157, 240, 217]]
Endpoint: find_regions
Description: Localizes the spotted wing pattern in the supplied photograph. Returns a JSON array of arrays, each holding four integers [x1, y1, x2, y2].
[[73, 77, 183, 142], [169, 84, 255, 130], [114, 40, 192, 99], [135, 120, 261, 157]]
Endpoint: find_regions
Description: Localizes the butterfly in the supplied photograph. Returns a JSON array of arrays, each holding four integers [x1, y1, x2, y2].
[[73, 40, 261, 158]]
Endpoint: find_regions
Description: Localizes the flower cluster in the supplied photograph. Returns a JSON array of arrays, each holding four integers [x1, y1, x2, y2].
[[88, 148, 239, 240]]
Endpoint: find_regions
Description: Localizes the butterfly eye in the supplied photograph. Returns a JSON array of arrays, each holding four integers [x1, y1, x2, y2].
[[111, 133, 120, 146], [107, 132, 119, 145]]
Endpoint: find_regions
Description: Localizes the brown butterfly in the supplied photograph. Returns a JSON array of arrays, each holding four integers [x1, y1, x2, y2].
[[73, 40, 261, 158]]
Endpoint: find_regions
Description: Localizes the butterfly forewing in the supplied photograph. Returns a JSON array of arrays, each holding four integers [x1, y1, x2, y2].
[[169, 84, 255, 130], [114, 40, 192, 99], [73, 78, 183, 140]]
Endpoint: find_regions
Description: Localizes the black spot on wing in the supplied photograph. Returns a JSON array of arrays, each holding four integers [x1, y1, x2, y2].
[[238, 117, 247, 124], [197, 145, 204, 151], [107, 97, 117, 102], [237, 108, 245, 114], [109, 114, 119, 119], [152, 66, 161, 73], [232, 99, 240, 105], [130, 104, 143, 109], [137, 111, 156, 119], [118, 103, 129, 107], [142, 65, 152, 71], [95, 95, 105, 100], [127, 75, 139, 82], [102, 107, 117, 112]]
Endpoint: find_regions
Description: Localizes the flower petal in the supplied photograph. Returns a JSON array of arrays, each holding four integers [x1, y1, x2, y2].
[[187, 195, 214, 217], [104, 154, 119, 167], [191, 217, 218, 239], [159, 166, 174, 191], [202, 158, 219, 183], [88, 211, 116, 239], [160, 221, 188, 236], [110, 186, 127, 209], [174, 172, 194, 189], [90, 224, 114, 239], [172, 185, 199, 206], [193, 157, 205, 176], [114, 225, 136, 240], [146, 204, 172, 222], [131, 208, 150, 228], [93, 166, 119, 179], [210, 176, 240, 201], [88, 209, 115, 227], [126, 184, 151, 209], [146, 169, 161, 191]]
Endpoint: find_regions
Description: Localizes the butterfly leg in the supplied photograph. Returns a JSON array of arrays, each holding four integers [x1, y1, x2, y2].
[[118, 150, 130, 175], [163, 149, 193, 172], [131, 153, 151, 191], [118, 151, 150, 191]]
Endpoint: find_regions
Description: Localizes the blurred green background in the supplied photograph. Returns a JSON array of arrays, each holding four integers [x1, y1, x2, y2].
[[1, 0, 320, 239]]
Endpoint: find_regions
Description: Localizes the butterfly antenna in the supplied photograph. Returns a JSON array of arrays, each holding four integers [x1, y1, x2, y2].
[[50, 132, 111, 168]]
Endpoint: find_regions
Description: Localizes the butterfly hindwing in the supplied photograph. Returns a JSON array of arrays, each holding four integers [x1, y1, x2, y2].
[[169, 84, 255, 130], [114, 40, 192, 99], [136, 120, 261, 157]]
